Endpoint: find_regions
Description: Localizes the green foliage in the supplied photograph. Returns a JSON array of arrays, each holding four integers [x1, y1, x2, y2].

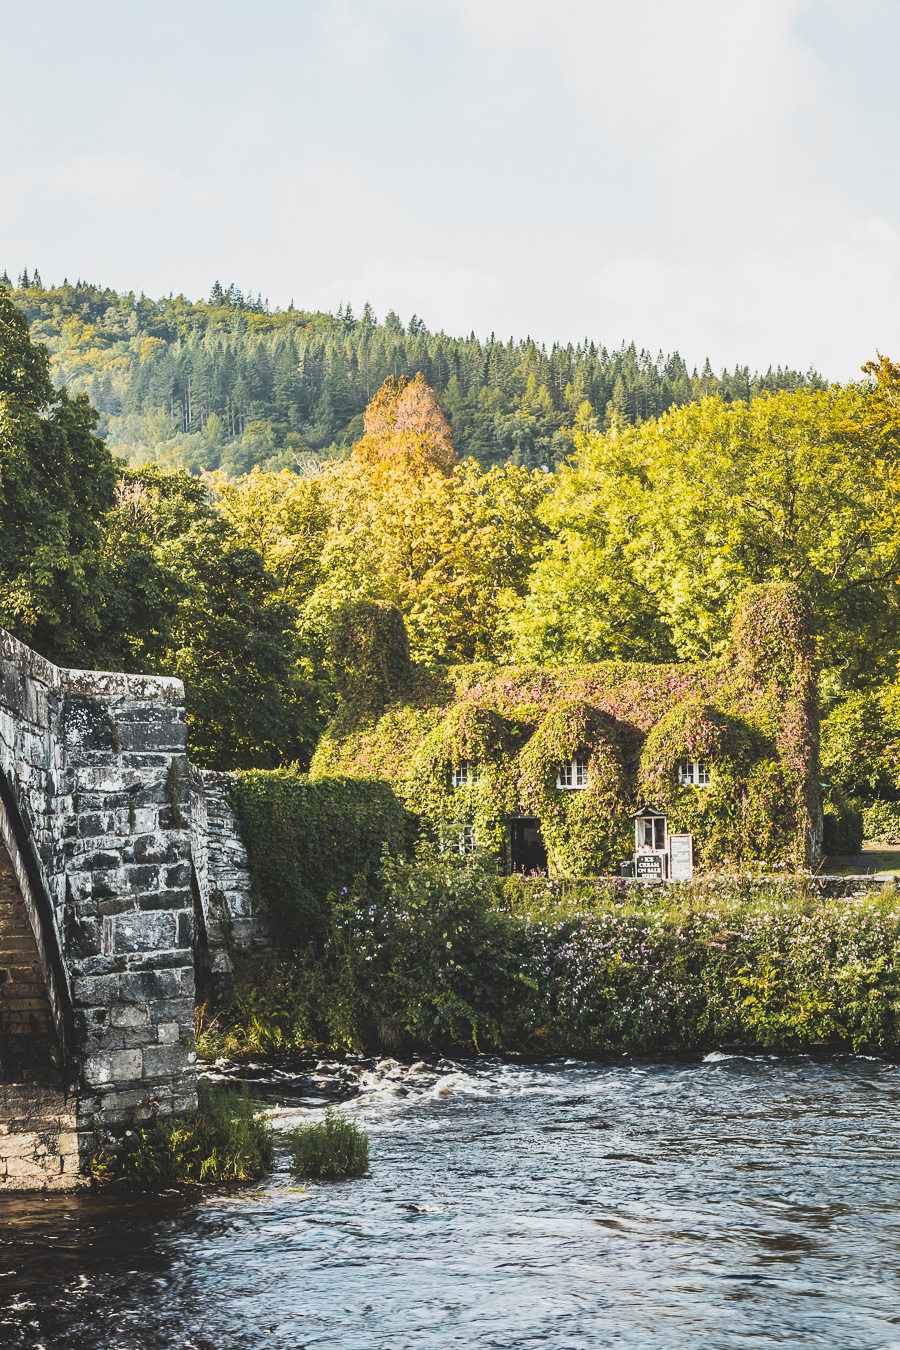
[[401, 702, 526, 861], [638, 698, 784, 866], [8, 275, 824, 476], [288, 1109, 369, 1178], [518, 701, 631, 873], [823, 789, 864, 854], [100, 466, 321, 770], [200, 860, 900, 1058], [228, 768, 417, 944], [821, 686, 900, 800], [0, 286, 119, 663], [201, 847, 531, 1056], [376, 845, 530, 1050], [318, 584, 819, 872], [197, 960, 327, 1058], [820, 684, 900, 847], [89, 1082, 273, 1191], [329, 601, 410, 711], [509, 878, 900, 1053], [0, 296, 324, 767], [512, 387, 900, 688], [860, 801, 900, 845]]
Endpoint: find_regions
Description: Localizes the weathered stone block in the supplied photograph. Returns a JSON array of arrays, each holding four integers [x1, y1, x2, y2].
[[133, 836, 180, 865], [109, 1049, 143, 1081], [112, 912, 176, 954], [137, 889, 187, 912], [119, 968, 180, 1002], [142, 1044, 188, 1078], [110, 1003, 149, 1028], [164, 862, 191, 889], [83, 1054, 111, 1086], [124, 864, 161, 892], [5, 1154, 55, 1179], [72, 974, 118, 1007]]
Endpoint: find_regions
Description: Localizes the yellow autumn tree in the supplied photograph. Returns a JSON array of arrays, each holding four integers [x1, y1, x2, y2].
[[213, 375, 548, 665], [353, 373, 456, 476], [322, 375, 546, 661]]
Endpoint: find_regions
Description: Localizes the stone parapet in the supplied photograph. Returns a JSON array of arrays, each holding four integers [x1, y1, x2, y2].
[[0, 628, 202, 1188]]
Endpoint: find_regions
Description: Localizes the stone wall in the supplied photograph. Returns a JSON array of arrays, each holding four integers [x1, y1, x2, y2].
[[0, 629, 200, 1188], [190, 768, 272, 1002]]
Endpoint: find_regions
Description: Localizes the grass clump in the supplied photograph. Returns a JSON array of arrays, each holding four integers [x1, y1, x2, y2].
[[288, 1109, 369, 1179], [90, 1081, 274, 1192]]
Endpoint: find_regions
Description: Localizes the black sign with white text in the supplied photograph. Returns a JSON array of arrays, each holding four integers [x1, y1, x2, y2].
[[634, 851, 665, 880]]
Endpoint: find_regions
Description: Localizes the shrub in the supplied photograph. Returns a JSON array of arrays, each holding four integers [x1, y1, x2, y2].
[[89, 1082, 274, 1191], [861, 801, 900, 845], [202, 866, 900, 1058], [378, 843, 531, 1050], [229, 768, 417, 944], [196, 961, 328, 1058], [823, 789, 864, 854], [200, 846, 532, 1057], [288, 1109, 369, 1178]]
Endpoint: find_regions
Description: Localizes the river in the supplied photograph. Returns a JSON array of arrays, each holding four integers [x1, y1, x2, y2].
[[1, 1053, 899, 1348]]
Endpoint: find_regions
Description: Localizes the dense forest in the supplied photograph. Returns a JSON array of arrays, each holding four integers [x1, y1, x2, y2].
[[4, 269, 825, 476]]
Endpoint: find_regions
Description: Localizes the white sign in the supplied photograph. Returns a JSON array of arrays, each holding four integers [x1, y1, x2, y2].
[[669, 833, 694, 880]]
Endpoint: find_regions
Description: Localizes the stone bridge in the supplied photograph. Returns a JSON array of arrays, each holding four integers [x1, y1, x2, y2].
[[0, 629, 266, 1190]]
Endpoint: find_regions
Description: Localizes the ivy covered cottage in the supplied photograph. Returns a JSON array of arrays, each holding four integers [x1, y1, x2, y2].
[[310, 584, 821, 874]]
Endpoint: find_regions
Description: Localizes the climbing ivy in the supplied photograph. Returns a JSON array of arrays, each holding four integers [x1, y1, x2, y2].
[[229, 767, 417, 945], [329, 600, 411, 718], [401, 703, 529, 859], [311, 583, 819, 873], [638, 699, 785, 866], [517, 701, 632, 873]]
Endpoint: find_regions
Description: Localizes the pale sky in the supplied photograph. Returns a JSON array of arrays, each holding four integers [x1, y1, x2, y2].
[[2, 0, 898, 379]]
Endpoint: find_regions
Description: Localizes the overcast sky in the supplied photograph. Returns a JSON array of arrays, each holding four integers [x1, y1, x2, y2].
[[2, 0, 897, 378]]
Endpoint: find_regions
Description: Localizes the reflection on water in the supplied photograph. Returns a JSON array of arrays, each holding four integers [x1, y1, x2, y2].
[[2, 1054, 900, 1348]]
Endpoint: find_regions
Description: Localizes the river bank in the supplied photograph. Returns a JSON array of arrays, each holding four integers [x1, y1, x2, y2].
[[197, 859, 900, 1062]]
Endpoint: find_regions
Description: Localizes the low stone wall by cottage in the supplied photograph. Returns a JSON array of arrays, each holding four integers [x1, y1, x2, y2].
[[0, 628, 266, 1190], [622, 874, 895, 900]]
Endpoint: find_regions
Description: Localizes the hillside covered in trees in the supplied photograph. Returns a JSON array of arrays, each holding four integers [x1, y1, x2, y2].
[[5, 270, 825, 477]]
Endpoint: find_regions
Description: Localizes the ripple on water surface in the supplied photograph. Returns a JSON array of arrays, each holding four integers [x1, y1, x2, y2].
[[2, 1054, 900, 1349]]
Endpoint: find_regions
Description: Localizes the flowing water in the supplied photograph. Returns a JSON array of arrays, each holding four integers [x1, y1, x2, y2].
[[2, 1053, 900, 1349]]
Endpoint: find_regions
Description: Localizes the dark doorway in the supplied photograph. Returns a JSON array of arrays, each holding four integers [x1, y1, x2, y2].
[[510, 817, 548, 874]]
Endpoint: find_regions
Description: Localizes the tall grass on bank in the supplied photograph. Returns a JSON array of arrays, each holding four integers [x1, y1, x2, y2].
[[196, 850, 900, 1060], [288, 1110, 369, 1178], [90, 1082, 274, 1191]]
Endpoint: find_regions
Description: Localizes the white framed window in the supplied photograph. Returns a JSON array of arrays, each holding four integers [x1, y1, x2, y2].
[[441, 825, 476, 855], [678, 759, 710, 786], [453, 760, 479, 788], [557, 757, 589, 789]]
